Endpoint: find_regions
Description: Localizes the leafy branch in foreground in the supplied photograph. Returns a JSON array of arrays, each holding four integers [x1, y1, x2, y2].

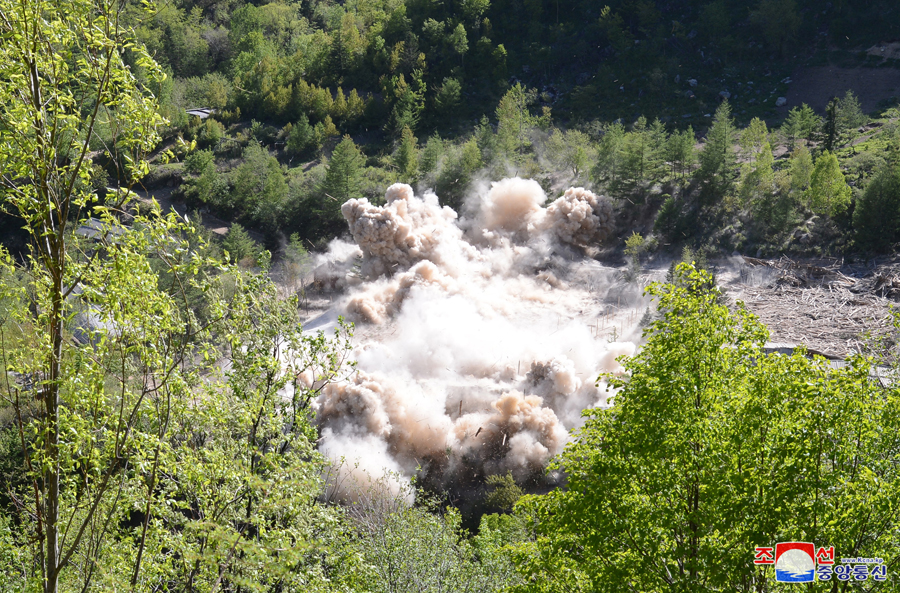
[[512, 264, 900, 593]]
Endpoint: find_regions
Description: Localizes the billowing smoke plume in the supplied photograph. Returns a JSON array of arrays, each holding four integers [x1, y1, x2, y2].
[[313, 180, 639, 499]]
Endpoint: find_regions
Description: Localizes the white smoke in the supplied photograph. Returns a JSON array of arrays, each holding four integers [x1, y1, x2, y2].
[[313, 179, 642, 499]]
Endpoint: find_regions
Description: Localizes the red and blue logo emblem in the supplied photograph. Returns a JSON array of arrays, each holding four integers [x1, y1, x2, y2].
[[774, 542, 816, 582], [754, 543, 886, 582]]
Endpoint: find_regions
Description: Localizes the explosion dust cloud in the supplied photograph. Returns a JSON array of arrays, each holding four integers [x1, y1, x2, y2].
[[307, 179, 644, 500]]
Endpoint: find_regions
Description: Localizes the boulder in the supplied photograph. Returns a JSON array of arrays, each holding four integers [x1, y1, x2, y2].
[[775, 96, 787, 106]]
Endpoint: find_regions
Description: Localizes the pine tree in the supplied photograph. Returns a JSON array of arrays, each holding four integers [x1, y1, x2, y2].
[[666, 126, 696, 181], [782, 104, 820, 149], [698, 100, 737, 200], [738, 118, 775, 207], [789, 145, 813, 194], [394, 126, 419, 183], [806, 151, 851, 217], [323, 136, 365, 205], [286, 114, 315, 158], [222, 223, 259, 265]]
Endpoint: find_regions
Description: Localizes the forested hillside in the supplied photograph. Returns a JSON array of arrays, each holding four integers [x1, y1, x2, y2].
[[3, 1, 900, 592], [99, 0, 898, 261]]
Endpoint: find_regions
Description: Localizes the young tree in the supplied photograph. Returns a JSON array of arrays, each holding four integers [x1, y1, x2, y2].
[[666, 126, 696, 182], [512, 265, 900, 593], [286, 113, 316, 158], [621, 117, 666, 189], [230, 144, 289, 234], [183, 149, 228, 208], [593, 121, 626, 190], [823, 90, 866, 151], [782, 104, 820, 149], [395, 126, 420, 183], [624, 231, 644, 280], [738, 118, 775, 208], [545, 129, 595, 181], [318, 136, 366, 236], [388, 70, 426, 136], [806, 151, 851, 217], [222, 222, 260, 265], [789, 144, 814, 193], [698, 101, 737, 200], [496, 83, 537, 159], [343, 483, 520, 593], [853, 163, 900, 251], [323, 136, 366, 205], [434, 78, 463, 117], [0, 3, 164, 591]]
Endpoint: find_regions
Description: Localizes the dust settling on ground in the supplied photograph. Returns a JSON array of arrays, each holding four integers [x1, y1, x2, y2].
[[296, 178, 655, 502]]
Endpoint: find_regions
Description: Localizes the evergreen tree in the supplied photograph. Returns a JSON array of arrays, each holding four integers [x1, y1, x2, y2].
[[853, 163, 900, 251], [222, 222, 259, 265], [318, 136, 365, 236], [738, 118, 775, 208], [395, 126, 419, 183], [323, 136, 366, 204], [666, 126, 696, 181], [823, 90, 866, 151], [806, 151, 851, 217], [496, 83, 535, 159], [593, 121, 626, 189], [286, 113, 315, 158], [698, 100, 737, 200], [419, 133, 446, 177], [435, 78, 462, 116], [620, 117, 666, 189], [782, 104, 820, 149], [789, 144, 813, 194]]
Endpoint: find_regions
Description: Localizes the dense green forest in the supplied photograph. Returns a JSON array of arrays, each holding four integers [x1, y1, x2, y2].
[[3, 0, 900, 592], [108, 0, 899, 259]]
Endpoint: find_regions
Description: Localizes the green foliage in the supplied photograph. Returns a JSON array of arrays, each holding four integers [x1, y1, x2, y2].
[[395, 126, 420, 183], [739, 118, 775, 210], [496, 83, 539, 160], [545, 129, 595, 181], [435, 77, 463, 117], [343, 485, 519, 593], [419, 133, 446, 177], [484, 472, 524, 511], [750, 0, 801, 55], [624, 231, 644, 279], [230, 144, 289, 234], [183, 149, 229, 209], [286, 114, 318, 159], [314, 136, 366, 238], [323, 136, 366, 204], [620, 117, 667, 190], [698, 101, 737, 201], [593, 121, 626, 189], [823, 90, 866, 151], [853, 163, 900, 251], [806, 151, 851, 217], [782, 104, 821, 150], [222, 222, 260, 265], [666, 126, 695, 181], [789, 144, 813, 193], [512, 264, 900, 593]]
